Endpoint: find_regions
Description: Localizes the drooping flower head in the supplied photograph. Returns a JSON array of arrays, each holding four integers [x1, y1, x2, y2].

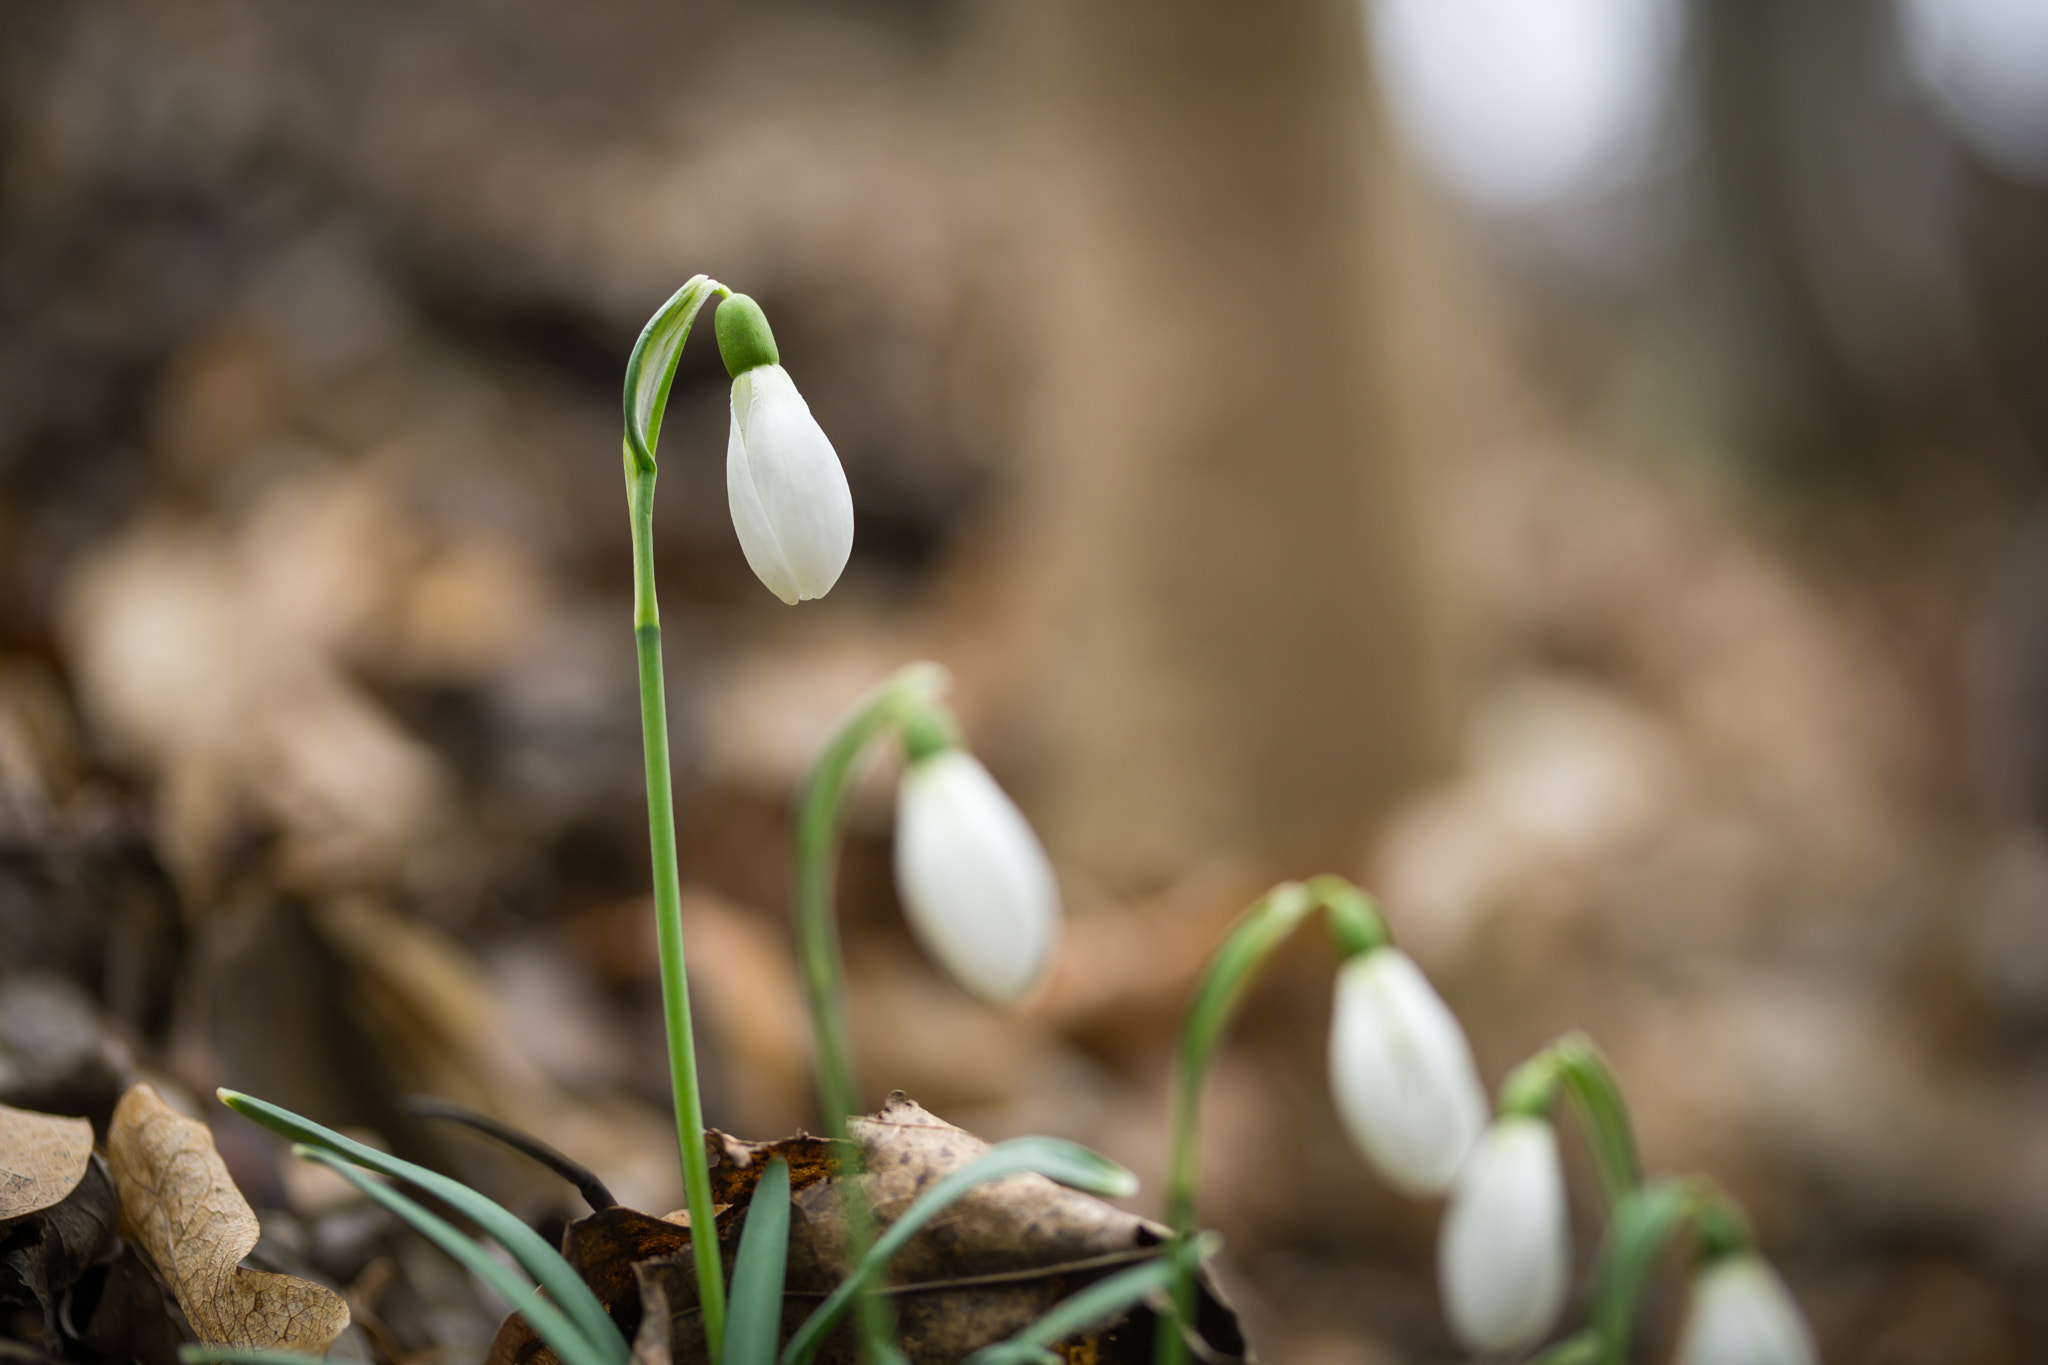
[[1327, 946, 1488, 1197], [717, 293, 854, 604], [1675, 1253, 1820, 1365], [1439, 1114, 1572, 1356], [892, 720, 1061, 1007]]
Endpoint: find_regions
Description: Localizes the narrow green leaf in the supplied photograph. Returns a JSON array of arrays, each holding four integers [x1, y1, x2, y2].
[[295, 1148, 609, 1365], [624, 275, 724, 474], [178, 1350, 329, 1365], [964, 1233, 1221, 1365], [779, 1137, 1139, 1365], [725, 1158, 793, 1365], [218, 1089, 626, 1365]]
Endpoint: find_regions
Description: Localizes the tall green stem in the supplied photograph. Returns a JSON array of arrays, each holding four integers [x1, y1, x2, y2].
[[620, 274, 731, 1359], [628, 455, 726, 1358], [1156, 878, 1390, 1365]]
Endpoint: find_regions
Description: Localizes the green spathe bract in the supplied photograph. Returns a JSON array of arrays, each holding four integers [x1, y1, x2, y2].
[[624, 275, 726, 475]]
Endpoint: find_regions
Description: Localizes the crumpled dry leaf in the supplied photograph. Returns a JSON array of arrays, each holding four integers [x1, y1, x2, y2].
[[592, 1096, 1244, 1365], [1, 1152, 119, 1346], [484, 1203, 694, 1365], [106, 1084, 350, 1352], [0, 1101, 93, 1220]]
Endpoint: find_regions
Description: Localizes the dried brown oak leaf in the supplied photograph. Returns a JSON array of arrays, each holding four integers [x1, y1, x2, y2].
[[2, 1152, 119, 1348], [0, 1100, 94, 1220], [631, 1094, 1245, 1365], [106, 1084, 349, 1353], [489, 1134, 844, 1365]]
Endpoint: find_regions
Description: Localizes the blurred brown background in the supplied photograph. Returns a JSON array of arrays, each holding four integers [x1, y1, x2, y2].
[[3, 0, 2047, 1360]]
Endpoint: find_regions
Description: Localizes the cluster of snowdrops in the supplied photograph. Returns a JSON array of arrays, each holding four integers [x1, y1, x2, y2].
[[195, 281, 1820, 1365]]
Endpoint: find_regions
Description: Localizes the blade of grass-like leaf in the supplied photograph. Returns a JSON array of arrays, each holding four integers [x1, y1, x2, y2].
[[623, 274, 723, 473], [779, 1137, 1139, 1365], [219, 1089, 625, 1365], [178, 1350, 330, 1365], [295, 1148, 609, 1365], [962, 1232, 1221, 1365], [724, 1157, 791, 1365]]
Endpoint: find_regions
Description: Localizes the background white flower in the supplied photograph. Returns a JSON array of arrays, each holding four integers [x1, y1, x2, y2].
[[893, 748, 1061, 1005], [1439, 1115, 1572, 1355], [726, 363, 854, 604], [1675, 1254, 1820, 1365], [1327, 947, 1488, 1196]]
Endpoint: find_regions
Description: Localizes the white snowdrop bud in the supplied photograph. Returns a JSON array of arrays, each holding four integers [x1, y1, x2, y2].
[[1438, 1116, 1572, 1356], [893, 749, 1061, 1006], [718, 294, 853, 605], [1675, 1254, 1820, 1365], [1327, 948, 1487, 1196]]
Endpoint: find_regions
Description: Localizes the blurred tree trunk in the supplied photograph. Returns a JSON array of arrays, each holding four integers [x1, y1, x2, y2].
[[1008, 0, 1442, 889], [1687, 0, 1867, 481]]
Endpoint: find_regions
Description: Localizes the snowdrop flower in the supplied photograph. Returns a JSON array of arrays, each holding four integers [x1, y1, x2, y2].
[[1327, 947, 1487, 1196], [1675, 1253, 1819, 1365], [717, 293, 853, 604], [894, 746, 1060, 1005], [1438, 1115, 1571, 1356]]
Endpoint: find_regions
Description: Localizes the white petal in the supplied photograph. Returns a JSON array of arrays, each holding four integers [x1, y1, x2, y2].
[[727, 365, 853, 602], [1439, 1117, 1571, 1355], [727, 400, 799, 604], [1675, 1256, 1819, 1365], [894, 750, 1061, 1005], [1328, 948, 1488, 1196]]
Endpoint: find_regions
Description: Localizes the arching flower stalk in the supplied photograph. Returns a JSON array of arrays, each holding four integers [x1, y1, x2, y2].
[[791, 662, 1060, 1133], [618, 277, 855, 1360], [788, 662, 1061, 1363], [1155, 876, 1484, 1365]]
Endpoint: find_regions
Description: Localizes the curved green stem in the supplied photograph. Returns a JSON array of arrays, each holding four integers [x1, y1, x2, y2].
[[787, 661, 949, 1363], [1585, 1178, 1749, 1365], [1499, 1033, 1642, 1212], [790, 662, 950, 1136], [1155, 878, 1391, 1365], [621, 275, 734, 1360]]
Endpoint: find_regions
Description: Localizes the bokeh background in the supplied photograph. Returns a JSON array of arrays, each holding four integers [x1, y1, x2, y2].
[[4, 0, 2047, 1360]]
